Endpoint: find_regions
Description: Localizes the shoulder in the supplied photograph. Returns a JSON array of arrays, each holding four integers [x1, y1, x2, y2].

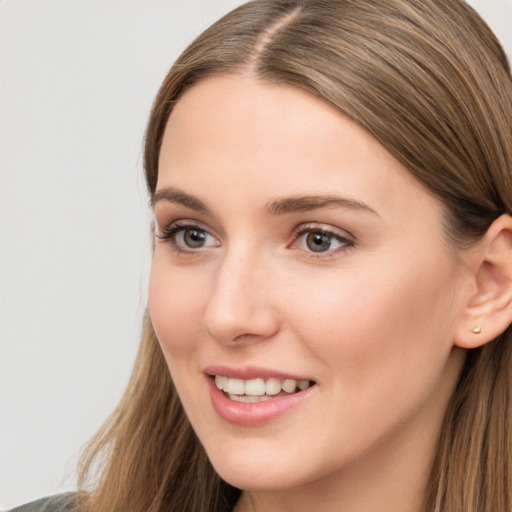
[[7, 493, 79, 512]]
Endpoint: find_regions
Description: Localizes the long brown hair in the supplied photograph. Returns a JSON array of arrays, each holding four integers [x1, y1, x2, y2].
[[78, 1, 512, 511]]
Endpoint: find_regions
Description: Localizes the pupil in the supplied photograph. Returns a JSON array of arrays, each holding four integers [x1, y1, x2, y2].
[[184, 229, 206, 248], [306, 232, 331, 252]]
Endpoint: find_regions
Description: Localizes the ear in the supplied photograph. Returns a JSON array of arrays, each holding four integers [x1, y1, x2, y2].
[[455, 214, 512, 349]]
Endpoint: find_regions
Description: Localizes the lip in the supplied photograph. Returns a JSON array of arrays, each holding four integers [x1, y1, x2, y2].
[[204, 365, 314, 381], [204, 366, 316, 426]]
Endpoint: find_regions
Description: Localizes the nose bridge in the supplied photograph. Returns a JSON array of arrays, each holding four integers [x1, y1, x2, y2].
[[202, 242, 279, 345]]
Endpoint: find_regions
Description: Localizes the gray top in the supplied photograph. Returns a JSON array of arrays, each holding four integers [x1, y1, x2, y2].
[[7, 494, 77, 512]]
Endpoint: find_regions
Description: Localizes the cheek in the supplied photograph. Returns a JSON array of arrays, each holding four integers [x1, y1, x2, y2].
[[148, 255, 206, 359], [278, 254, 463, 458], [286, 253, 460, 386], [148, 255, 225, 436]]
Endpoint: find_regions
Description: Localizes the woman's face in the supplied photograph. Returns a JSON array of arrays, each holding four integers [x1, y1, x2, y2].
[[150, 75, 468, 494]]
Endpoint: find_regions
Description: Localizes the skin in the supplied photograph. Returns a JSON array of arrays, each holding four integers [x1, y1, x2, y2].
[[149, 74, 471, 512]]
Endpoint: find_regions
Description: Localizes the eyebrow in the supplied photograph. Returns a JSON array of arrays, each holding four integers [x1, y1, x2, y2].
[[151, 186, 378, 217], [266, 195, 379, 216], [151, 187, 209, 212]]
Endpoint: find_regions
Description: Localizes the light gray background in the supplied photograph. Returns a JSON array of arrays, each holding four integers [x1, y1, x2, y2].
[[1, 0, 511, 509]]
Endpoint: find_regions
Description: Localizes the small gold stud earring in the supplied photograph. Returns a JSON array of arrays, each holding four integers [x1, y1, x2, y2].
[[472, 326, 482, 334]]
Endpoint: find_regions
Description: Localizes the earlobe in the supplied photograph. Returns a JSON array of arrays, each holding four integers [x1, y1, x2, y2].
[[454, 214, 512, 349]]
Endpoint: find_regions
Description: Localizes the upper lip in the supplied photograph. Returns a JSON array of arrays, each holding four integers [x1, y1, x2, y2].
[[204, 365, 315, 382]]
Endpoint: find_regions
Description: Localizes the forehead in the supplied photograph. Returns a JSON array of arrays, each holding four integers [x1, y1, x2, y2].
[[161, 74, 397, 178], [157, 74, 440, 225]]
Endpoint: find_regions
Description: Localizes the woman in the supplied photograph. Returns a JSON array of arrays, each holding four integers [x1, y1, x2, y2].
[[12, 0, 512, 511]]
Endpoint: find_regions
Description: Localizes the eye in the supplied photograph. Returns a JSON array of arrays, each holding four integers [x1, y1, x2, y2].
[[292, 226, 353, 255], [177, 227, 215, 248], [157, 222, 219, 252]]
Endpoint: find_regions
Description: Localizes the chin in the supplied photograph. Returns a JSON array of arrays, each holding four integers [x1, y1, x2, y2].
[[203, 441, 314, 492], [214, 463, 300, 492]]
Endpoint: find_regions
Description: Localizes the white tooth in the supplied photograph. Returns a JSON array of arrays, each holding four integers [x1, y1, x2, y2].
[[298, 380, 310, 390], [215, 375, 223, 390], [281, 379, 297, 393], [229, 394, 273, 403], [244, 378, 266, 396], [265, 378, 282, 395], [221, 376, 229, 390], [225, 378, 245, 395]]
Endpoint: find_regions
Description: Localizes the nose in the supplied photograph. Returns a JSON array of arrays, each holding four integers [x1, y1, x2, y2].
[[202, 250, 280, 346]]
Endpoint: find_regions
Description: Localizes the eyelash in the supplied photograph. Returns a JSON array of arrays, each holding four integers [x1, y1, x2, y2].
[[156, 220, 355, 257], [156, 220, 216, 253], [291, 224, 355, 257]]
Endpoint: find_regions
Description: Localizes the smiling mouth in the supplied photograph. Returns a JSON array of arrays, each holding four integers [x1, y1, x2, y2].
[[214, 375, 315, 403]]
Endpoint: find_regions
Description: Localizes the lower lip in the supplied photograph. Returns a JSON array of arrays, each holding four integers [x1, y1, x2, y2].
[[206, 376, 315, 426]]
